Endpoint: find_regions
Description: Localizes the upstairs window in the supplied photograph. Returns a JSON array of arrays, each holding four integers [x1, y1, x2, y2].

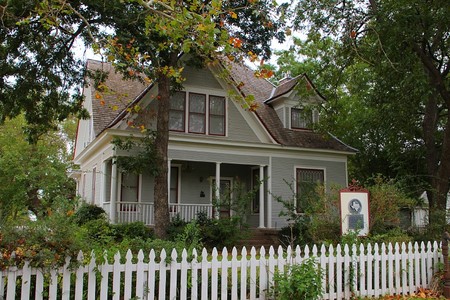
[[209, 96, 225, 135], [169, 91, 226, 136], [291, 108, 312, 129], [169, 91, 186, 131], [189, 93, 206, 134]]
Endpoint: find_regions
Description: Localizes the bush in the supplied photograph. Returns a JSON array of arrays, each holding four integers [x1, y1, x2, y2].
[[199, 216, 248, 249], [112, 222, 153, 241], [72, 203, 107, 225], [269, 258, 323, 300]]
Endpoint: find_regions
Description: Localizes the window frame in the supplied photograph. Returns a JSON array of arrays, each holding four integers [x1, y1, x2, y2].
[[208, 95, 226, 136], [169, 91, 226, 136], [169, 91, 186, 132], [291, 107, 313, 130], [295, 167, 325, 213], [188, 93, 207, 134]]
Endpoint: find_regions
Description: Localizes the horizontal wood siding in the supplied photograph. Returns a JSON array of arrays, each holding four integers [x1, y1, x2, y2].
[[183, 66, 222, 89], [270, 156, 347, 229], [227, 100, 261, 142]]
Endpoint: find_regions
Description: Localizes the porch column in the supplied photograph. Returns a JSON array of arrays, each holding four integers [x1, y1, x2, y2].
[[215, 162, 221, 219], [110, 160, 118, 223], [267, 157, 273, 228], [167, 159, 171, 203], [100, 160, 108, 205], [258, 165, 265, 228]]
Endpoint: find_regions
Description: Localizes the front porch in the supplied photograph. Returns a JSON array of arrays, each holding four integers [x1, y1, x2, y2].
[[104, 202, 214, 226], [99, 158, 273, 228]]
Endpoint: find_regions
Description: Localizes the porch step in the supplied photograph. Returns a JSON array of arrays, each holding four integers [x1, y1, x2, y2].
[[237, 228, 280, 250]]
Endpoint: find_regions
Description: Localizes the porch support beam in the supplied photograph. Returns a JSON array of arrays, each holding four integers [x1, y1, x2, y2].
[[168, 159, 171, 204], [100, 160, 108, 206], [215, 162, 221, 219], [258, 165, 265, 228], [110, 160, 118, 223], [267, 157, 272, 228]]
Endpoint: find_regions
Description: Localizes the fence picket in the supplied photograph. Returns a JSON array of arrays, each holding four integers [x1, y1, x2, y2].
[[201, 248, 209, 300], [250, 247, 257, 300], [158, 250, 167, 300], [0, 241, 443, 300], [191, 248, 199, 300], [180, 249, 188, 300], [135, 250, 145, 300], [74, 251, 84, 300], [240, 247, 248, 300], [20, 261, 31, 300], [221, 247, 229, 300], [211, 248, 219, 300], [336, 244, 343, 300], [169, 249, 178, 300]]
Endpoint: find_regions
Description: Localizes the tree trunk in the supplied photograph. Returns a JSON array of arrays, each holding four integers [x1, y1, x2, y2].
[[414, 44, 450, 227], [153, 70, 171, 239]]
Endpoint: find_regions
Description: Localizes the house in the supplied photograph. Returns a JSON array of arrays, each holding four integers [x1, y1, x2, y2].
[[72, 58, 356, 229]]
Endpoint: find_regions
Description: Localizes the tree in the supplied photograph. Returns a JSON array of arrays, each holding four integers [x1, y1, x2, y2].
[[286, 0, 449, 227], [3, 0, 286, 238], [0, 115, 76, 223]]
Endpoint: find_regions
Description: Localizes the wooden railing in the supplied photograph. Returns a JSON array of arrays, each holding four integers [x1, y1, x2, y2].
[[115, 202, 214, 225]]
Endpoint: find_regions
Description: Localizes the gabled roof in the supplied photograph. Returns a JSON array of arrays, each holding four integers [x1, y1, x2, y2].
[[86, 60, 148, 137], [228, 61, 356, 153], [84, 58, 356, 153]]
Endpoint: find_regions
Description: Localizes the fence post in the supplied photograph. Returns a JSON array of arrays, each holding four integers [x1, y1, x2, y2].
[[443, 232, 450, 298]]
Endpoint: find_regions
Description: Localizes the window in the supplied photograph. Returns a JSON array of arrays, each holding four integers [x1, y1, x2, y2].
[[120, 173, 139, 211], [169, 91, 186, 131], [169, 92, 226, 136], [189, 93, 206, 133], [291, 108, 313, 129], [209, 96, 225, 135], [296, 168, 324, 213]]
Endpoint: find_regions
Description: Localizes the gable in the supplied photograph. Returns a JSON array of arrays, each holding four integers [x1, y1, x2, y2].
[[111, 64, 273, 144]]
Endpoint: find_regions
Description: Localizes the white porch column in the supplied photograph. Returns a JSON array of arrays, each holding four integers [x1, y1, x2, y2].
[[167, 159, 171, 203], [258, 165, 265, 228], [100, 160, 108, 206], [267, 157, 273, 228], [215, 162, 221, 219], [110, 160, 118, 223]]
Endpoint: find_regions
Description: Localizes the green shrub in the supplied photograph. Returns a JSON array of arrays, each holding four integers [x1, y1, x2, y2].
[[199, 216, 248, 249], [112, 221, 153, 241], [269, 258, 323, 300], [72, 203, 107, 225]]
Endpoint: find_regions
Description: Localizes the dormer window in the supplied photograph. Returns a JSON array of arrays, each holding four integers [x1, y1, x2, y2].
[[291, 108, 316, 130]]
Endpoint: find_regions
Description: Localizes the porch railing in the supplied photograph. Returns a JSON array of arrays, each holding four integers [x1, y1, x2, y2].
[[115, 202, 214, 226]]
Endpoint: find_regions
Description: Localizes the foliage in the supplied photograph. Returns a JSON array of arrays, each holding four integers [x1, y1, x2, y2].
[[281, 0, 450, 227], [0, 115, 76, 222], [0, 213, 90, 269], [72, 203, 107, 226], [111, 132, 159, 176], [367, 176, 415, 235], [276, 181, 341, 246], [269, 258, 323, 300]]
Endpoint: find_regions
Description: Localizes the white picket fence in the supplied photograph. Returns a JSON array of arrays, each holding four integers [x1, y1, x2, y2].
[[0, 241, 442, 300]]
